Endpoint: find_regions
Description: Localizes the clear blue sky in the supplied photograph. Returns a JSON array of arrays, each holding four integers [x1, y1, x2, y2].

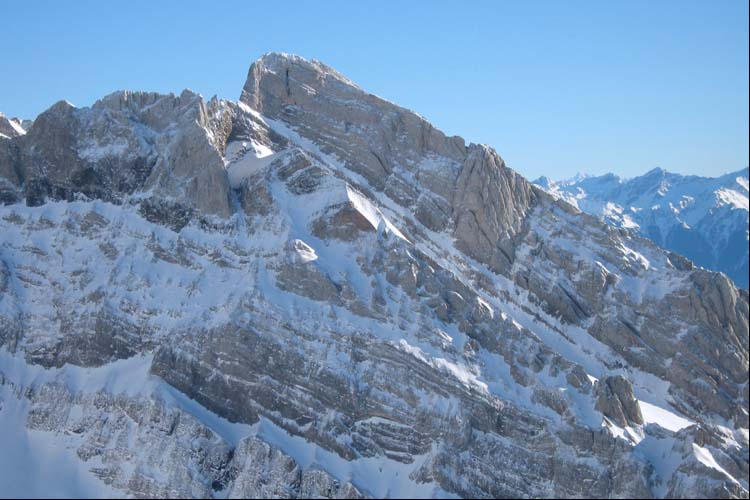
[[1, 0, 747, 180]]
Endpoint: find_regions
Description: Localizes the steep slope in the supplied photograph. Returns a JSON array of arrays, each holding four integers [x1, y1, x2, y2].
[[0, 113, 27, 139], [535, 168, 749, 288], [0, 53, 747, 498]]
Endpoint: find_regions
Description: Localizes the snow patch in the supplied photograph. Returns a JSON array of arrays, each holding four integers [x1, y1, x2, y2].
[[346, 184, 408, 241], [638, 400, 694, 432], [225, 141, 279, 188], [397, 339, 488, 393], [290, 239, 318, 263], [716, 187, 749, 211]]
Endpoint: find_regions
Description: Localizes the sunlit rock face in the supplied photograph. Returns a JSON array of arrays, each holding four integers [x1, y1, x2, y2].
[[0, 53, 747, 498]]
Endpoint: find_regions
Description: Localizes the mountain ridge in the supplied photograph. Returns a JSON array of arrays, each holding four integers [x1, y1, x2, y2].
[[0, 52, 747, 498], [534, 167, 749, 288]]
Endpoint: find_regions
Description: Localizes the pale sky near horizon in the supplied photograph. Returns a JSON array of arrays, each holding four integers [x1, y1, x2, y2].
[[1, 0, 747, 180]]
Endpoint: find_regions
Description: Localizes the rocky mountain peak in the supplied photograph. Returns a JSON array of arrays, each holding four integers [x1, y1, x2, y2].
[[0, 53, 748, 498], [643, 166, 667, 177], [241, 52, 468, 159], [238, 53, 537, 273], [241, 52, 362, 104]]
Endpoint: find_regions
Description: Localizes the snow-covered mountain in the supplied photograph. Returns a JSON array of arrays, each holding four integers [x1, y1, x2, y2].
[[0, 112, 29, 139], [0, 53, 747, 498], [534, 168, 749, 288]]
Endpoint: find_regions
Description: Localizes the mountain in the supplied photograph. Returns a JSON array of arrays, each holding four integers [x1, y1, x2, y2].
[[534, 168, 749, 288], [0, 53, 747, 498], [0, 112, 29, 139]]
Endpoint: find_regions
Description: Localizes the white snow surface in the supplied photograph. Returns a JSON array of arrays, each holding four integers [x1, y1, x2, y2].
[[225, 140, 279, 188], [638, 400, 694, 433]]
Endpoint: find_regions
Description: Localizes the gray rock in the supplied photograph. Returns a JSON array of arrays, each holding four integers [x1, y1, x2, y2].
[[0, 52, 747, 499], [595, 375, 644, 428]]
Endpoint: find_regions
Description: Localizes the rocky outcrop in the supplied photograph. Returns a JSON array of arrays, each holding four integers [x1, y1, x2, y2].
[[0, 91, 233, 216], [510, 195, 749, 429], [452, 144, 536, 274], [227, 439, 365, 498], [595, 376, 644, 428]]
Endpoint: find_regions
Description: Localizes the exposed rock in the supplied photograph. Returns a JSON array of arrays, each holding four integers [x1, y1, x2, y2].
[[0, 53, 747, 498], [595, 376, 644, 428]]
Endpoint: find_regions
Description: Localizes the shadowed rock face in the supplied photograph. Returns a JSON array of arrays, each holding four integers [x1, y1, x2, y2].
[[0, 53, 748, 498]]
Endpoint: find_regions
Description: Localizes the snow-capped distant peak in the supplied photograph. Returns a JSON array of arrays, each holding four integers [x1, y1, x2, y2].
[[534, 167, 749, 288]]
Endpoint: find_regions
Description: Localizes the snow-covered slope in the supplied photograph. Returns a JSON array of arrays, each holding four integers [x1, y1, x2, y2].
[[534, 168, 749, 288], [0, 53, 748, 498]]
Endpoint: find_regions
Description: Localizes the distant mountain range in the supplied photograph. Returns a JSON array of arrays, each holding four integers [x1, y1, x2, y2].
[[534, 168, 749, 288]]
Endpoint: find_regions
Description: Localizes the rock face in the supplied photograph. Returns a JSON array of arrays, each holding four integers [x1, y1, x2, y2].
[[240, 54, 535, 275], [0, 356, 363, 498], [595, 375, 644, 428], [0, 53, 748, 498], [0, 91, 232, 216], [534, 168, 750, 288]]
